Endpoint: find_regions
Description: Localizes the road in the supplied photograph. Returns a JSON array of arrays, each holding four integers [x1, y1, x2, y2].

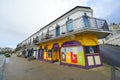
[[100, 44, 120, 67]]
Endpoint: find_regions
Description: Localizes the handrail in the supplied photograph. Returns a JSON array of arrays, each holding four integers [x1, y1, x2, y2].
[[37, 16, 109, 42]]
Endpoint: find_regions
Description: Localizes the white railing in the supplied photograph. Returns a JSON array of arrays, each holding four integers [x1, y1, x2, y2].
[[34, 16, 109, 43]]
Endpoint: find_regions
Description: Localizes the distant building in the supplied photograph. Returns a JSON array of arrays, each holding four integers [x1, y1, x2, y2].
[[104, 23, 120, 46], [0, 47, 13, 52]]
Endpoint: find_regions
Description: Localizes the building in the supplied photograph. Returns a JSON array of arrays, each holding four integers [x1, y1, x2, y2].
[[0, 47, 13, 53], [104, 23, 120, 46], [16, 6, 110, 69]]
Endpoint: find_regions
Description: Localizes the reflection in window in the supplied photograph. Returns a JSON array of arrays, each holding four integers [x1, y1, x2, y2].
[[84, 46, 99, 54]]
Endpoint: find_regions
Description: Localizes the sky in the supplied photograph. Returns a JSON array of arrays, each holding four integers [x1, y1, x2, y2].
[[0, 0, 120, 48]]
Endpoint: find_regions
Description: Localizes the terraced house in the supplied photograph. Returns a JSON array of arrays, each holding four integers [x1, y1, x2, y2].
[[16, 6, 110, 69]]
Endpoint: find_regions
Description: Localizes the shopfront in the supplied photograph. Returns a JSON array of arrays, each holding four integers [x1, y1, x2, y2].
[[60, 41, 86, 67], [84, 45, 102, 68]]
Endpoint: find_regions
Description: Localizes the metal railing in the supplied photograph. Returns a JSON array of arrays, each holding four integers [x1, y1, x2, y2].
[[38, 16, 109, 42], [17, 16, 109, 47]]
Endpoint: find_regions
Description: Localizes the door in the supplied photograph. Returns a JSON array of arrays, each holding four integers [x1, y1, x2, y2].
[[38, 49, 43, 60], [53, 49, 60, 61], [82, 16, 89, 27], [56, 26, 60, 36], [66, 19, 73, 32]]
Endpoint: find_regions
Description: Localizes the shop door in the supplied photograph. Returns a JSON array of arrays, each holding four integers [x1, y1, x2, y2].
[[38, 49, 43, 60], [53, 49, 60, 61]]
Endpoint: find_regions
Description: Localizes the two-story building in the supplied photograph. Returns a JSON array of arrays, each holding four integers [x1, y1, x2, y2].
[[16, 6, 110, 69]]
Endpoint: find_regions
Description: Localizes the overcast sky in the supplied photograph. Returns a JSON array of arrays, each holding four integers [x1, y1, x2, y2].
[[0, 0, 120, 48]]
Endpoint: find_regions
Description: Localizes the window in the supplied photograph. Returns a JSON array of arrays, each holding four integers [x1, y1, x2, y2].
[[56, 25, 60, 36], [44, 46, 48, 52], [84, 46, 99, 54], [66, 18, 73, 32], [82, 13, 89, 27], [48, 50, 52, 58]]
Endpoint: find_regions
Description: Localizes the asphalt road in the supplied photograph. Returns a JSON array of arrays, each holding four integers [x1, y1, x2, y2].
[[100, 44, 120, 67]]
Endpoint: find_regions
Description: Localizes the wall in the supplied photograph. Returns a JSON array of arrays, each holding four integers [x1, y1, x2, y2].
[[37, 33, 98, 67]]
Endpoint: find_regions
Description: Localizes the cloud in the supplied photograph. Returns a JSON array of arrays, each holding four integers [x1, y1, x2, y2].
[[90, 0, 120, 19], [0, 0, 120, 48], [0, 0, 88, 48]]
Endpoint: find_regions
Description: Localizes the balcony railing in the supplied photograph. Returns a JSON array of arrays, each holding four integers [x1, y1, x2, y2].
[[37, 16, 109, 43], [33, 36, 39, 43]]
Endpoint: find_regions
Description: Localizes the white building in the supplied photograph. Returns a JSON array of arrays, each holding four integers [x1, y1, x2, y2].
[[104, 23, 120, 46]]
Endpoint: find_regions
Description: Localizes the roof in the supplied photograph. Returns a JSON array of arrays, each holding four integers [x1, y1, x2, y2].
[[40, 6, 91, 30]]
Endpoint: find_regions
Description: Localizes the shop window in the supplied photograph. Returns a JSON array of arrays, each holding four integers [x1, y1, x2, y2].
[[84, 46, 99, 54], [44, 46, 48, 52], [61, 48, 67, 61], [39, 49, 43, 57], [48, 50, 52, 58]]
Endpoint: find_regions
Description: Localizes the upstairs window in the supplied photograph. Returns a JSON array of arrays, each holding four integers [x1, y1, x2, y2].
[[66, 18, 73, 32], [41, 32, 43, 40], [56, 25, 60, 37], [82, 13, 89, 27]]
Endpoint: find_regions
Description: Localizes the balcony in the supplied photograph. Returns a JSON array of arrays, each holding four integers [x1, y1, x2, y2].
[[33, 36, 39, 43], [35, 16, 110, 44]]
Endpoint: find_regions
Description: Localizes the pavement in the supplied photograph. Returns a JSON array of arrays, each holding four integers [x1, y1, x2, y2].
[[4, 54, 111, 80], [0, 55, 5, 80], [100, 44, 120, 67]]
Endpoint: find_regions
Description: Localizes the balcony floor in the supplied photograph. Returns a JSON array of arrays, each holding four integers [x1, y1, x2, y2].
[[35, 29, 111, 45]]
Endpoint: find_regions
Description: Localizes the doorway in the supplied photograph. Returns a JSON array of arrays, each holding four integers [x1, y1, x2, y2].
[[53, 48, 60, 62]]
